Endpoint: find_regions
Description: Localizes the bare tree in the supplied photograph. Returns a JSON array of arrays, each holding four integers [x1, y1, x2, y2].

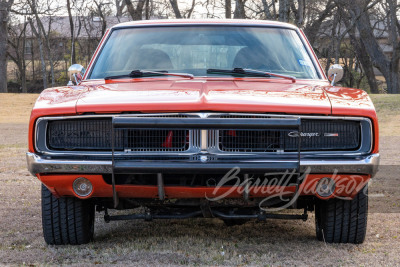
[[0, 0, 14, 93], [302, 0, 336, 46], [168, 0, 196, 19], [3, 0, 399, 93], [337, 0, 399, 93], [93, 0, 109, 36], [278, 0, 289, 22], [260, 0, 274, 20], [225, 0, 231, 18], [169, 0, 182, 18], [28, 17, 47, 89], [67, 0, 76, 64], [125, 0, 145, 20], [115, 0, 126, 17], [7, 17, 27, 92], [27, 0, 60, 88], [234, 0, 246, 18], [336, 4, 379, 93], [292, 0, 305, 27]]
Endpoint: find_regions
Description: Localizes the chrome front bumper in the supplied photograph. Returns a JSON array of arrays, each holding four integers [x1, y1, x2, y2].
[[27, 152, 380, 177]]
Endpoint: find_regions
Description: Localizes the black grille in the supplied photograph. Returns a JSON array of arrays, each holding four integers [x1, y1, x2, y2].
[[47, 119, 189, 152], [48, 119, 114, 150], [47, 118, 361, 152], [121, 129, 189, 151], [219, 119, 360, 152], [285, 119, 360, 151], [219, 129, 289, 152]]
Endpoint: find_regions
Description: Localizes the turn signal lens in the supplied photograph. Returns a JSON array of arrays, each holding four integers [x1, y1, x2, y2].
[[73, 177, 93, 197], [316, 177, 335, 198]]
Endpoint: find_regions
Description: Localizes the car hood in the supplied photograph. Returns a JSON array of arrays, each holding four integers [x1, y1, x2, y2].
[[75, 79, 332, 115]]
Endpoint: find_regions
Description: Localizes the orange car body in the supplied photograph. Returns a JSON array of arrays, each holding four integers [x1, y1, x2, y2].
[[27, 19, 379, 200]]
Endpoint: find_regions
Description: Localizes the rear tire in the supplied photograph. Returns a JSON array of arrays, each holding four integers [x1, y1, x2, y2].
[[315, 185, 368, 244], [41, 184, 95, 245]]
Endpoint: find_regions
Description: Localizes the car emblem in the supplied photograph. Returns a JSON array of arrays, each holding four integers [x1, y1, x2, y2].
[[200, 155, 208, 162], [288, 131, 320, 138]]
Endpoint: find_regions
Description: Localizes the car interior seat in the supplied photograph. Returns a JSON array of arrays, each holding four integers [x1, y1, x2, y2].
[[125, 48, 174, 70], [232, 47, 271, 70]]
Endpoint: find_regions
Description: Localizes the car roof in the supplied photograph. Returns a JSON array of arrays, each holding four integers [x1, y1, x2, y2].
[[111, 19, 298, 30]]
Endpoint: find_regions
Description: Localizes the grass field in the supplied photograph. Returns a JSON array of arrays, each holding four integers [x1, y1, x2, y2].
[[370, 94, 400, 136], [0, 93, 38, 124], [0, 93, 399, 265]]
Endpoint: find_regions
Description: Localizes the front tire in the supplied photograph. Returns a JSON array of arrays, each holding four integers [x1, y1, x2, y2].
[[315, 185, 368, 244], [41, 184, 95, 245]]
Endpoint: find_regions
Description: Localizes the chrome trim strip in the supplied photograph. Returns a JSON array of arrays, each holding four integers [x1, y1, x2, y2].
[[27, 152, 380, 177], [26, 153, 112, 175], [299, 153, 380, 177]]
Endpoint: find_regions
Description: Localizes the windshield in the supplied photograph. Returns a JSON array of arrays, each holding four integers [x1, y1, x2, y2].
[[89, 26, 320, 80]]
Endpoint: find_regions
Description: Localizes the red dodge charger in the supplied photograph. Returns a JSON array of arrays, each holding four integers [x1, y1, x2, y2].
[[27, 19, 379, 245]]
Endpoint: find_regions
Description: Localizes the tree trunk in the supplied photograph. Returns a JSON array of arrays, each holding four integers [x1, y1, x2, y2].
[[346, 25, 379, 93], [336, 3, 378, 93], [278, 0, 290, 22], [32, 42, 35, 84], [359, 42, 379, 93], [0, 0, 14, 93], [115, 0, 126, 18], [225, 0, 231, 18], [337, 0, 399, 93], [187, 0, 195, 18], [29, 0, 55, 87], [233, 0, 246, 19], [125, 0, 146, 20], [94, 2, 107, 36], [66, 0, 76, 64], [303, 1, 335, 46], [384, 69, 400, 94], [29, 18, 47, 90], [261, 0, 272, 19], [145, 0, 150, 19], [169, 0, 182, 18], [296, 0, 305, 27], [21, 20, 27, 93]]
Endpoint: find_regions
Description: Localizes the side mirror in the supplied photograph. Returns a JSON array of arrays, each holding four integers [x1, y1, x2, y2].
[[67, 64, 85, 85], [327, 64, 343, 86]]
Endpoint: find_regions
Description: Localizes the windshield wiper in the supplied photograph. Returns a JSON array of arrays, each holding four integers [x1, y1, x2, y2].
[[207, 68, 296, 83], [104, 70, 194, 80]]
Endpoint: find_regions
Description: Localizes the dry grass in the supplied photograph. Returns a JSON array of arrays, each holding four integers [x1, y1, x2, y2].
[[0, 93, 39, 124], [370, 94, 400, 136], [0, 93, 399, 265]]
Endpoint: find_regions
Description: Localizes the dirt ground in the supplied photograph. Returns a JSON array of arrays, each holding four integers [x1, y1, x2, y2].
[[0, 93, 399, 266]]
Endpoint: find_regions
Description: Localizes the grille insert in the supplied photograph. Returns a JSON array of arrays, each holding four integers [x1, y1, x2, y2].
[[122, 129, 189, 152], [46, 117, 362, 153], [48, 119, 115, 151], [47, 119, 189, 152], [219, 129, 287, 152], [218, 119, 360, 152]]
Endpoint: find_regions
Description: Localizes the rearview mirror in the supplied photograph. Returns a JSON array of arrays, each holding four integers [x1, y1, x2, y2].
[[327, 64, 343, 86], [67, 64, 85, 85]]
